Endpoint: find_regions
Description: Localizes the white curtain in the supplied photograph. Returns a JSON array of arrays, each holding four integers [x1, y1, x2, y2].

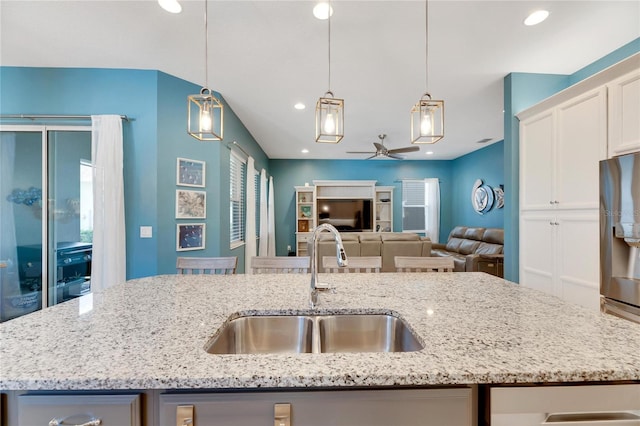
[[425, 178, 440, 243], [267, 176, 276, 256], [244, 156, 256, 273], [91, 115, 125, 291], [258, 169, 269, 256]]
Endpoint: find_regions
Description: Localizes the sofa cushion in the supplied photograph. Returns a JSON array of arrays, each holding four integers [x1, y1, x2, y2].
[[458, 239, 481, 255], [318, 232, 359, 242], [483, 228, 504, 245], [464, 227, 485, 241], [358, 234, 382, 241], [475, 242, 503, 255], [450, 226, 467, 238], [381, 233, 420, 241], [381, 240, 423, 272], [445, 237, 464, 252]]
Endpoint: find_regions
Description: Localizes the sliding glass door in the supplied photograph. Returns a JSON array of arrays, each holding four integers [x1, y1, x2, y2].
[[0, 126, 92, 321]]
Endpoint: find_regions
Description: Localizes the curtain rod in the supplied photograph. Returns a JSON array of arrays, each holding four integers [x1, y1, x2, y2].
[[0, 114, 131, 122], [227, 141, 250, 157]]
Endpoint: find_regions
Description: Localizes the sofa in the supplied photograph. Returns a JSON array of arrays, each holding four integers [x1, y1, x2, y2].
[[311, 232, 432, 272], [430, 226, 504, 273]]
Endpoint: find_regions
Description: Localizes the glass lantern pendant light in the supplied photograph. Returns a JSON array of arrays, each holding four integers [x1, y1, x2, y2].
[[188, 0, 223, 141], [315, 0, 344, 143], [411, 0, 443, 144]]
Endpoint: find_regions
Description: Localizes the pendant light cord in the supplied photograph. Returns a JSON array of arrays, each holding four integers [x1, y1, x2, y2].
[[328, 0, 332, 93], [425, 0, 429, 93], [204, 0, 209, 89]]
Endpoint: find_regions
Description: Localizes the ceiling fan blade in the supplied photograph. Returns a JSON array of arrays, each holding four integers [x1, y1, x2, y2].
[[373, 142, 385, 151], [346, 151, 376, 154], [365, 154, 378, 160], [388, 146, 420, 154], [387, 153, 404, 160]]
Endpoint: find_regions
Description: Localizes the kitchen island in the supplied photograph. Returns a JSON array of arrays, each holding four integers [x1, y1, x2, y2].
[[1, 272, 639, 424]]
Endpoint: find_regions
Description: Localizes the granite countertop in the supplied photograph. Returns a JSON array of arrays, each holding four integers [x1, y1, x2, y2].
[[1, 273, 639, 390]]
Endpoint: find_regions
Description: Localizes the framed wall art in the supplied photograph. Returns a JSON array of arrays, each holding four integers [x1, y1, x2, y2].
[[176, 157, 205, 187], [176, 189, 206, 219], [176, 223, 206, 251]]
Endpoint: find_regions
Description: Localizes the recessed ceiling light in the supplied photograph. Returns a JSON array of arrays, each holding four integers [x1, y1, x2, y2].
[[301, 149, 309, 154], [524, 10, 549, 26], [425, 151, 434, 155], [158, 0, 182, 14], [294, 102, 306, 110], [313, 2, 334, 20]]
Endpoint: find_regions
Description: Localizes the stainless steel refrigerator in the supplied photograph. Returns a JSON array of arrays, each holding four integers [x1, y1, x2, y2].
[[600, 151, 640, 323]]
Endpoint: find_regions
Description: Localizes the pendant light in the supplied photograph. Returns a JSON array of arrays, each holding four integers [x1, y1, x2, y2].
[[188, 0, 223, 141], [411, 0, 444, 144], [315, 0, 344, 143]]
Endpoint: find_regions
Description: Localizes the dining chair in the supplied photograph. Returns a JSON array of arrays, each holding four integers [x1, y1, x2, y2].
[[250, 256, 310, 274], [394, 256, 455, 272], [176, 256, 238, 275], [322, 256, 382, 273]]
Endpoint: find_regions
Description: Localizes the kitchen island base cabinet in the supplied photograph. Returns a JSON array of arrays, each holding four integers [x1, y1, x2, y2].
[[15, 393, 141, 426], [160, 388, 476, 426]]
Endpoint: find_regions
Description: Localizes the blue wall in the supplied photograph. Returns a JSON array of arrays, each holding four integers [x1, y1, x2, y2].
[[503, 37, 640, 282], [0, 67, 268, 278], [269, 159, 455, 253], [450, 141, 504, 232]]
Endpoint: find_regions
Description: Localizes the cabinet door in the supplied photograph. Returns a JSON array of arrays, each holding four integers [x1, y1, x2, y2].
[[608, 68, 640, 157], [520, 110, 555, 210], [17, 394, 141, 426], [159, 388, 474, 426], [556, 211, 600, 311], [520, 213, 556, 297], [555, 87, 607, 209]]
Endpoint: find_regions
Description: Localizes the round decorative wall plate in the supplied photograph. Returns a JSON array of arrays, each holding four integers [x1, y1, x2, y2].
[[471, 179, 494, 215], [494, 186, 504, 209]]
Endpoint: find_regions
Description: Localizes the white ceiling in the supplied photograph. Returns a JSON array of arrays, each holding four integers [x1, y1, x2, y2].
[[1, 1, 638, 160]]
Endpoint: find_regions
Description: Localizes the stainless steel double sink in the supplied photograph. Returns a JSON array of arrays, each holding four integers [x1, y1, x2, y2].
[[206, 313, 424, 354]]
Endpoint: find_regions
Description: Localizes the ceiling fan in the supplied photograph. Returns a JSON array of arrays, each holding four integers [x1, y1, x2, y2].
[[347, 134, 420, 159]]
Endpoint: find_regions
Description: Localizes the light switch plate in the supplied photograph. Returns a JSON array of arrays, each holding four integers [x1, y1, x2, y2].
[[140, 226, 153, 238]]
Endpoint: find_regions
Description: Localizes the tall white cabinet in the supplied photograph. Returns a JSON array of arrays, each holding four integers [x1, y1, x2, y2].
[[518, 55, 639, 312]]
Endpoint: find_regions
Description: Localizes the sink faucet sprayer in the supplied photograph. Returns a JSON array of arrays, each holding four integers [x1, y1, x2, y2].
[[309, 223, 348, 308]]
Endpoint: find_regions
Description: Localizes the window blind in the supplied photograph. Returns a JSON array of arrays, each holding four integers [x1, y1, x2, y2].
[[230, 151, 246, 247]]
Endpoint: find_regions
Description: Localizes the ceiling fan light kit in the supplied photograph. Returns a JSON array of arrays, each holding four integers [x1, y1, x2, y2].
[[411, 0, 444, 145], [188, 0, 224, 141]]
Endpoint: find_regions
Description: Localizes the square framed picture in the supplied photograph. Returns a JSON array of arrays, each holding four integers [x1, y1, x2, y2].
[[176, 223, 206, 251], [176, 189, 206, 219], [177, 157, 205, 187]]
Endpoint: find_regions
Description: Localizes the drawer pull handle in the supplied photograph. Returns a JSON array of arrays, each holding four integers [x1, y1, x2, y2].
[[48, 418, 102, 426], [542, 411, 640, 424]]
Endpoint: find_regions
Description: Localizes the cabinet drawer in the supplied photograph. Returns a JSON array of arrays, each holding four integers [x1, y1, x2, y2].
[[17, 393, 141, 426], [160, 388, 474, 426]]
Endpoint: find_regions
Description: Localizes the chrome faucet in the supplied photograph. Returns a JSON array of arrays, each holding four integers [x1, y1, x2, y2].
[[309, 223, 348, 308]]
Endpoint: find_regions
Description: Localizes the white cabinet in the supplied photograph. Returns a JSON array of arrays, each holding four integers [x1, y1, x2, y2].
[[295, 186, 315, 256], [15, 393, 141, 426], [608, 68, 640, 157], [375, 186, 393, 232], [520, 211, 600, 310], [159, 388, 475, 426], [519, 87, 606, 311], [520, 87, 607, 211]]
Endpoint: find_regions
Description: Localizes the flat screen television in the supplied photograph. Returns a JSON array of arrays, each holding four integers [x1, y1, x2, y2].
[[316, 199, 373, 232]]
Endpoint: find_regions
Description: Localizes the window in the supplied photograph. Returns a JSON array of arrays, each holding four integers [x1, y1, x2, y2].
[[402, 178, 440, 242], [230, 151, 246, 248]]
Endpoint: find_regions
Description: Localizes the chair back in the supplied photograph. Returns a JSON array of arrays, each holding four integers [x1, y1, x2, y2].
[[394, 256, 454, 272], [250, 256, 310, 274], [176, 256, 238, 275], [322, 256, 382, 273]]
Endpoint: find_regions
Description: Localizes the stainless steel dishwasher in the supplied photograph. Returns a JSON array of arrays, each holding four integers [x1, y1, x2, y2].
[[491, 384, 640, 425]]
